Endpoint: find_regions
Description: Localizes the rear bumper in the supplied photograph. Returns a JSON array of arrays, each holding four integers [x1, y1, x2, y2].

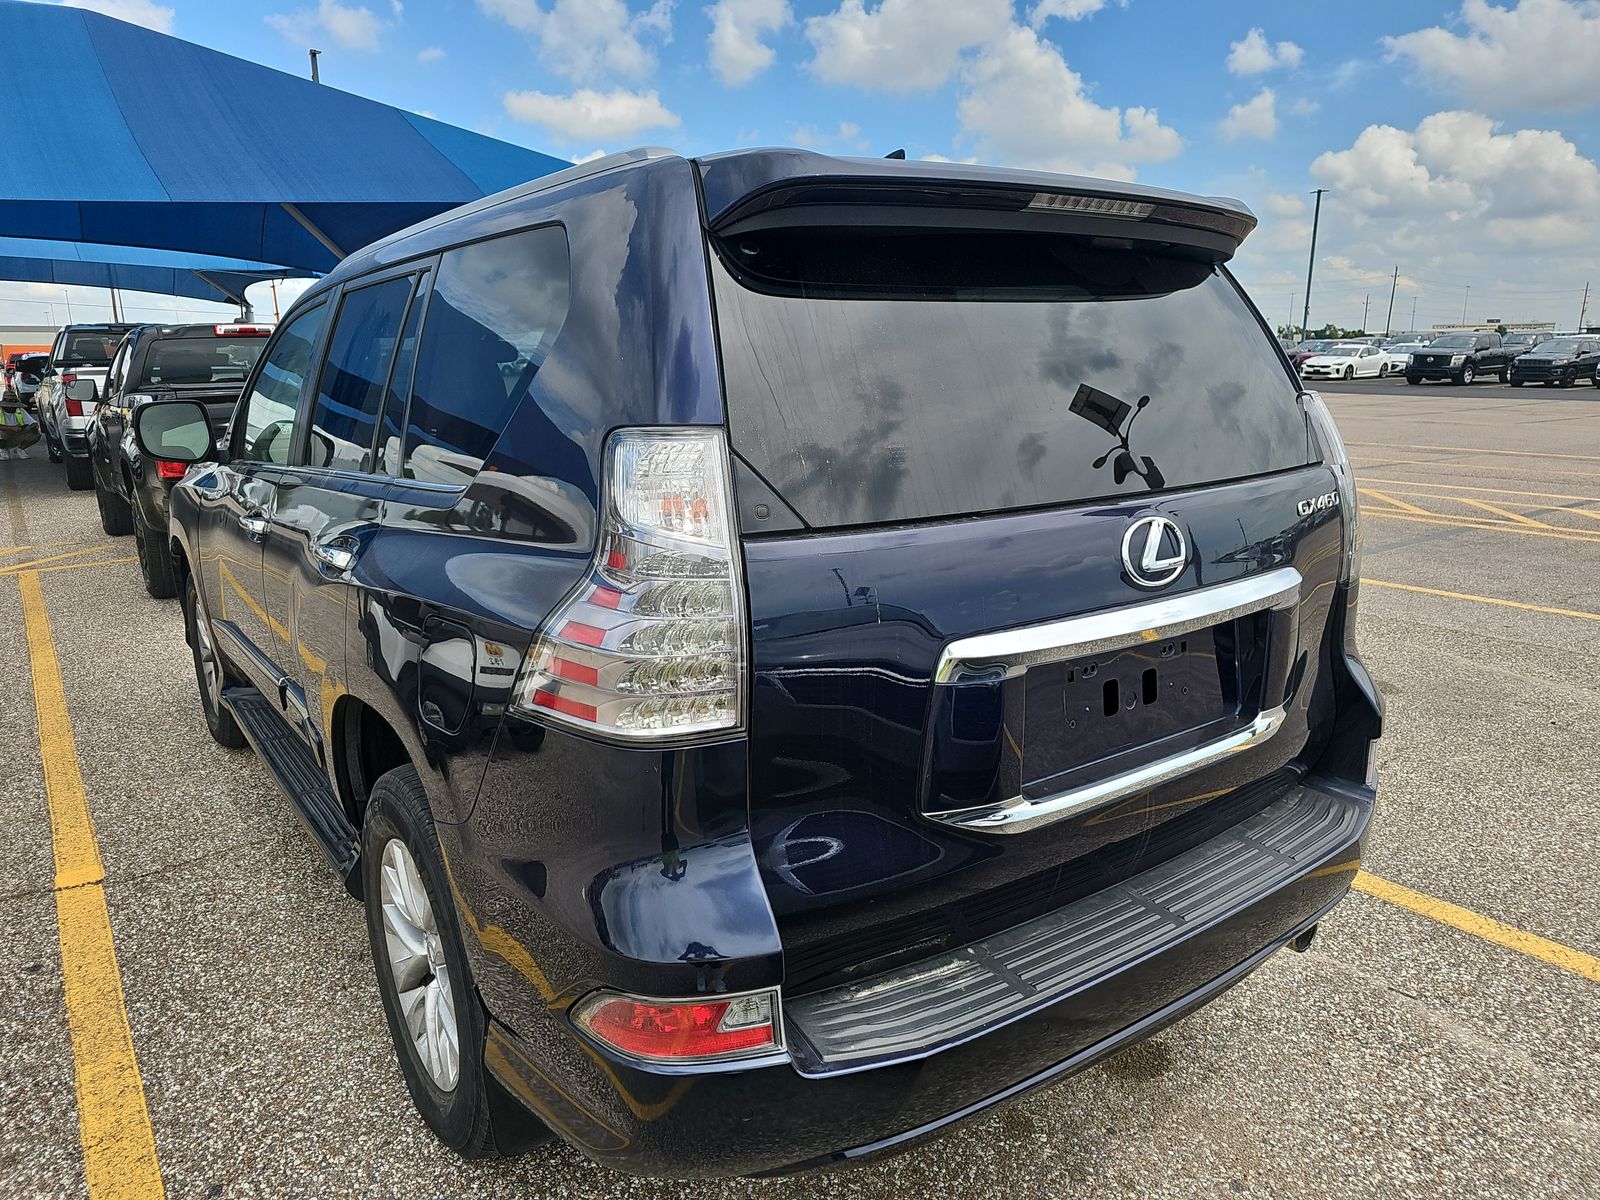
[[485, 774, 1373, 1179]]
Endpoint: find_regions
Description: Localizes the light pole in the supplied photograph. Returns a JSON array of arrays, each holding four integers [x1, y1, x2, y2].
[[1411, 296, 1419, 329], [309, 48, 321, 83], [1384, 265, 1398, 335], [1300, 188, 1327, 343], [1461, 285, 1470, 324]]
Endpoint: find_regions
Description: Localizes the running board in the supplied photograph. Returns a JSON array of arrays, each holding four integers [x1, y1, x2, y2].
[[222, 686, 360, 885]]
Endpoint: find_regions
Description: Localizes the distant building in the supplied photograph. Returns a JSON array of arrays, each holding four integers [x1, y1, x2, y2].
[[1430, 320, 1556, 333], [0, 323, 57, 358]]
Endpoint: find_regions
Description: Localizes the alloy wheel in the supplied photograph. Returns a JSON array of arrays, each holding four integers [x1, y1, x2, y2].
[[379, 838, 460, 1092], [191, 592, 223, 710]]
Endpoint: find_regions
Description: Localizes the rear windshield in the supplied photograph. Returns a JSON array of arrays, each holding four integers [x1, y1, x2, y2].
[[710, 226, 1311, 529], [138, 337, 266, 387], [56, 329, 132, 368]]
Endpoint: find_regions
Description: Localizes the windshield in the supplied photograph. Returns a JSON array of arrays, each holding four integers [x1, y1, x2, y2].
[[1322, 346, 1361, 357], [1534, 339, 1585, 356], [711, 224, 1312, 529], [1300, 340, 1333, 352], [138, 337, 267, 387], [1429, 335, 1479, 349], [56, 328, 134, 368], [1505, 335, 1539, 345]]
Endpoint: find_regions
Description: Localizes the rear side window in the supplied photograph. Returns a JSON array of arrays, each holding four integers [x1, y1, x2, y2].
[[403, 225, 570, 487], [710, 226, 1312, 529], [374, 273, 429, 478], [306, 275, 416, 473], [236, 301, 328, 465]]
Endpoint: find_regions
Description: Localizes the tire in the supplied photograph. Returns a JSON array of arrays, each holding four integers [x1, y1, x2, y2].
[[1406, 374, 1423, 385], [1457, 364, 1475, 385], [133, 501, 179, 598], [1555, 374, 1571, 389], [1509, 379, 1523, 387], [183, 572, 245, 748], [1500, 364, 1511, 383], [1343, 366, 1353, 380], [64, 454, 93, 490], [44, 426, 63, 463], [94, 478, 133, 536], [361, 766, 552, 1159]]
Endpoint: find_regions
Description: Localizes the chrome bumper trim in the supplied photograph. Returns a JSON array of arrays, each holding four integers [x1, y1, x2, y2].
[[927, 705, 1289, 835]]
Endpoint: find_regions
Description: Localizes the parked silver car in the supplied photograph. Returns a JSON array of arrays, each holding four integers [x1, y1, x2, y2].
[[35, 323, 136, 488]]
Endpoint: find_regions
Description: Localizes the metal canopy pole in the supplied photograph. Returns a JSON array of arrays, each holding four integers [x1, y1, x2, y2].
[[280, 202, 346, 261]]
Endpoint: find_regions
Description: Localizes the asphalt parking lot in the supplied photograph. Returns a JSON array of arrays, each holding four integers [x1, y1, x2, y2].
[[2, 383, 1598, 1199]]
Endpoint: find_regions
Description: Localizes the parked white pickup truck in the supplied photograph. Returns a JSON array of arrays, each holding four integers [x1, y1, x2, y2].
[[35, 323, 137, 489]]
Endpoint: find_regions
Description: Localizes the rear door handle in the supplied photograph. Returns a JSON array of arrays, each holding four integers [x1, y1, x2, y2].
[[312, 540, 357, 573], [238, 511, 269, 537]]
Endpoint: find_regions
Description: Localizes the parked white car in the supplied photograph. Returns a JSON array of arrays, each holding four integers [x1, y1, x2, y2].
[[1299, 342, 1394, 380]]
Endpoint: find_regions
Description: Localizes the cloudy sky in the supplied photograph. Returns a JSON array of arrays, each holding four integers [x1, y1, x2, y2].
[[6, 0, 1599, 334]]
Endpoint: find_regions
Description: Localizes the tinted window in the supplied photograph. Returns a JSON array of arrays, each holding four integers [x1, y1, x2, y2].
[[306, 276, 415, 473], [711, 226, 1311, 529], [374, 273, 429, 477], [403, 225, 570, 487], [140, 337, 267, 387], [55, 327, 135, 368], [235, 301, 328, 465]]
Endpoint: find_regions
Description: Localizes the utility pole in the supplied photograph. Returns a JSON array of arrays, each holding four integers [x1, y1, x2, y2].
[[1462, 285, 1470, 324], [1362, 294, 1371, 333], [1580, 281, 1591, 332], [1411, 295, 1419, 329], [1287, 292, 1297, 338], [1385, 265, 1399, 334], [1300, 188, 1327, 343], [309, 48, 321, 83]]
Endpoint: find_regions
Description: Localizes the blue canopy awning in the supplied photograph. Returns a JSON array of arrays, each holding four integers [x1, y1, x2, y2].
[[0, 237, 303, 306], [0, 1, 567, 272]]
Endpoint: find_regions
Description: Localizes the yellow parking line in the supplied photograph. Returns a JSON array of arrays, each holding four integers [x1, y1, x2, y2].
[[18, 571, 163, 1198], [1364, 509, 1600, 545], [1357, 488, 1432, 516], [1363, 578, 1600, 622], [29, 557, 139, 576], [0, 544, 33, 555], [1348, 441, 1600, 463], [1359, 478, 1600, 505], [1453, 497, 1553, 528], [1355, 872, 1600, 983], [0, 547, 106, 575]]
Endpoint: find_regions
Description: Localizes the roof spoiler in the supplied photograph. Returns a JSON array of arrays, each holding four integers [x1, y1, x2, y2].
[[697, 150, 1257, 263]]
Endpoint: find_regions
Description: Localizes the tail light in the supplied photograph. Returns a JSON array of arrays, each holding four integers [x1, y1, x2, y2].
[[214, 323, 273, 337], [571, 989, 783, 1065], [156, 460, 187, 480], [512, 428, 746, 740]]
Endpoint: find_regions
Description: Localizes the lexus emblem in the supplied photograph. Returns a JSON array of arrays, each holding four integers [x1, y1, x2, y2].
[[1121, 515, 1189, 589]]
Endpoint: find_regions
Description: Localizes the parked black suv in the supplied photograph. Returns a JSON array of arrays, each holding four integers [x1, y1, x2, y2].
[[89, 321, 273, 595], [1405, 331, 1512, 384], [1507, 336, 1600, 387], [138, 149, 1382, 1179]]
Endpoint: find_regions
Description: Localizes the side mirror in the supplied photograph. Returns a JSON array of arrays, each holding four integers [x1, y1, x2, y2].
[[66, 378, 98, 404], [133, 399, 214, 464]]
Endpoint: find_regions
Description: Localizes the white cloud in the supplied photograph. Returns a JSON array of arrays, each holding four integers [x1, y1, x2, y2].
[[417, 44, 444, 62], [804, 0, 1012, 93], [1288, 96, 1319, 117], [707, 0, 790, 85], [1029, 0, 1125, 26], [957, 26, 1179, 179], [502, 86, 680, 140], [1384, 0, 1600, 112], [1226, 27, 1303, 75], [1263, 191, 1305, 218], [479, 0, 673, 82], [55, 0, 174, 32], [572, 148, 610, 163], [267, 0, 389, 51], [1219, 87, 1277, 141], [791, 120, 867, 150], [1311, 111, 1600, 243]]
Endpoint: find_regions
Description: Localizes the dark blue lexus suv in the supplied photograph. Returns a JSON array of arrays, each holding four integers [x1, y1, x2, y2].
[[136, 148, 1382, 1178]]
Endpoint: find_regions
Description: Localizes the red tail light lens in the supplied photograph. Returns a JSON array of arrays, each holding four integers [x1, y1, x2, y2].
[[65, 397, 84, 418], [572, 990, 782, 1065], [156, 460, 187, 480], [214, 323, 274, 337]]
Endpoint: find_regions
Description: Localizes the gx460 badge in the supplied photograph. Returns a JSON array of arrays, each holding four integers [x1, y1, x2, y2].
[[1297, 491, 1340, 517]]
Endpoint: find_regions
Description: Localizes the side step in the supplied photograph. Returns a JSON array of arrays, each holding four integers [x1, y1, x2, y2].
[[222, 686, 360, 884]]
